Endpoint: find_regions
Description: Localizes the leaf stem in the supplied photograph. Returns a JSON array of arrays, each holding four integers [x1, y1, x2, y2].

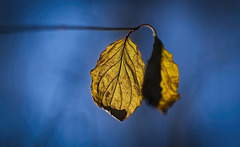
[[134, 24, 157, 37]]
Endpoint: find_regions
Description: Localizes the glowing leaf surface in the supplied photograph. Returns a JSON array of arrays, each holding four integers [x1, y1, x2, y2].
[[90, 37, 145, 121]]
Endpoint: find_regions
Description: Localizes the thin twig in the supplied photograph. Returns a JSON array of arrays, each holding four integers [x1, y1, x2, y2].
[[0, 25, 135, 35], [0, 24, 157, 36]]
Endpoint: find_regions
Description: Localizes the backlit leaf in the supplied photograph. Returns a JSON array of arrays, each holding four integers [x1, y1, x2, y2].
[[142, 36, 180, 113], [90, 37, 145, 121]]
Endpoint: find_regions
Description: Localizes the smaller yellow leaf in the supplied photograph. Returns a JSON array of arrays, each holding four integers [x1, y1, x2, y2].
[[142, 36, 180, 113], [90, 36, 145, 121]]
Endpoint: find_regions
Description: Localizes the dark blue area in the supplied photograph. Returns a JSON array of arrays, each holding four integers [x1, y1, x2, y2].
[[0, 0, 240, 146]]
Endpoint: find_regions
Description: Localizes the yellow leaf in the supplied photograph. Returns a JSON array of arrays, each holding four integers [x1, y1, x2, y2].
[[142, 36, 180, 113], [90, 37, 145, 121]]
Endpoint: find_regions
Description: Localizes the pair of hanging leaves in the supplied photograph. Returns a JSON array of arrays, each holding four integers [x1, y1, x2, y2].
[[90, 32, 180, 121]]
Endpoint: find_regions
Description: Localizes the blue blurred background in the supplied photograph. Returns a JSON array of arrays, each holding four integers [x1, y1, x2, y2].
[[0, 0, 240, 146]]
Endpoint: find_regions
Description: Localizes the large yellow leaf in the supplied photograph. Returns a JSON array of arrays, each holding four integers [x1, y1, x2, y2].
[[90, 37, 145, 121], [142, 36, 180, 113]]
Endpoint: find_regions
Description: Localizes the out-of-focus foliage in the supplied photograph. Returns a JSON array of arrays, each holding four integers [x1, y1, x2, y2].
[[158, 37, 180, 112], [143, 36, 180, 113], [90, 37, 145, 121]]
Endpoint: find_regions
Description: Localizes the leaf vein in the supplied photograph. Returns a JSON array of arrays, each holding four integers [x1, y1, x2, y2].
[[122, 59, 132, 110]]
